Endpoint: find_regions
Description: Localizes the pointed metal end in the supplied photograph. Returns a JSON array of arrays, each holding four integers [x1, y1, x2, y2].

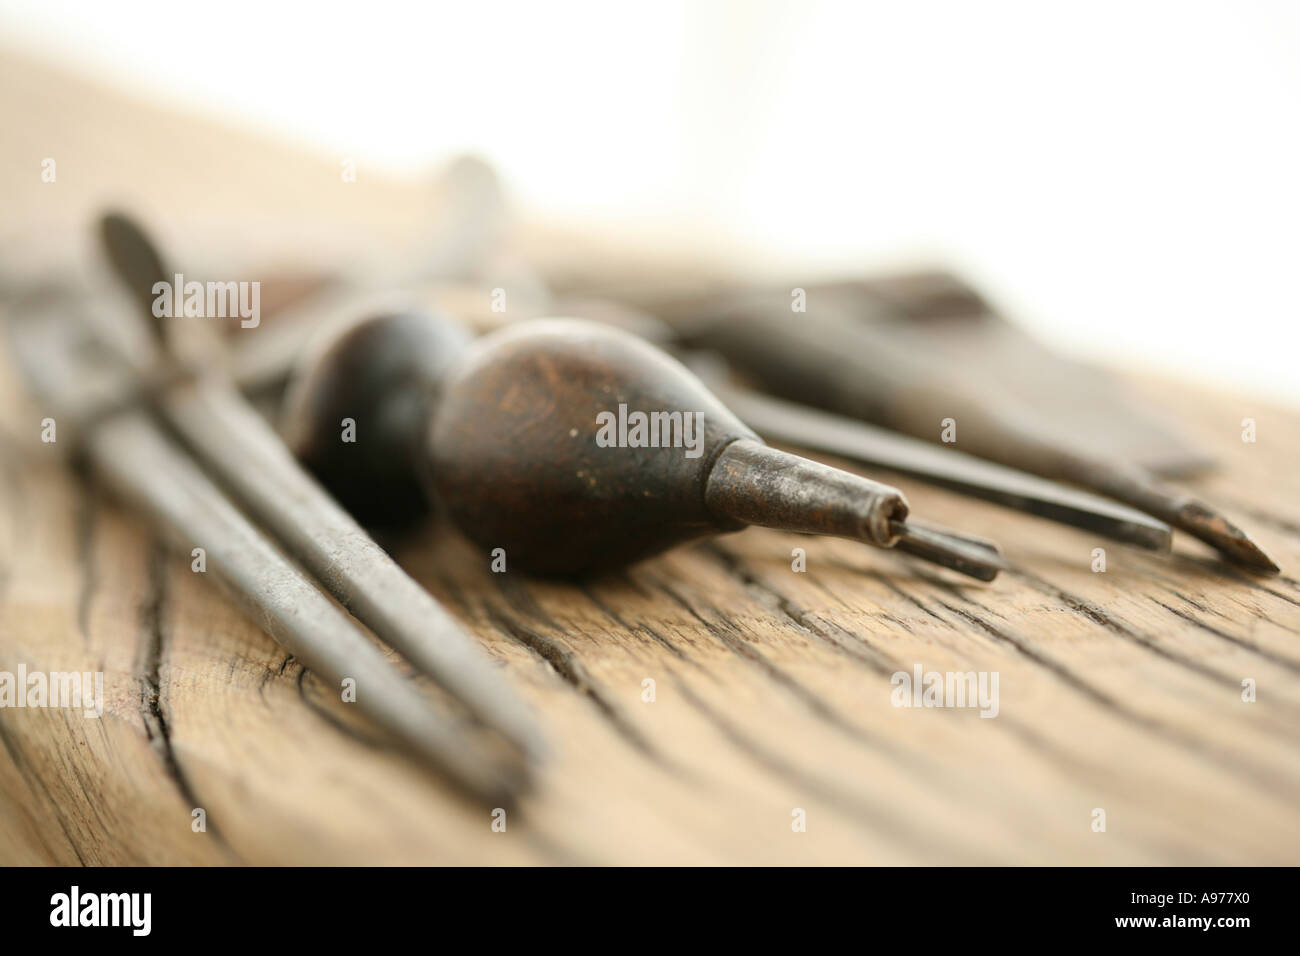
[[414, 735, 535, 809], [1177, 502, 1280, 575], [889, 519, 1009, 582], [100, 211, 167, 291], [99, 210, 169, 343]]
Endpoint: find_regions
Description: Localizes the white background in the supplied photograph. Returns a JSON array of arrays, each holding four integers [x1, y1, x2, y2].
[[2, 0, 1297, 404]]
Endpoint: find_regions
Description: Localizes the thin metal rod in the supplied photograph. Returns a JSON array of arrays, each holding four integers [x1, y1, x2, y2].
[[704, 439, 1006, 581], [158, 376, 546, 760], [890, 521, 1005, 582], [88, 411, 526, 804], [99, 212, 546, 762], [713, 381, 1173, 551], [2, 292, 525, 803], [681, 300, 1279, 575]]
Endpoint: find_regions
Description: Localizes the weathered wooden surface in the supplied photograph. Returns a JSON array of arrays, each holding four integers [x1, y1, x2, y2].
[[1, 50, 1299, 865]]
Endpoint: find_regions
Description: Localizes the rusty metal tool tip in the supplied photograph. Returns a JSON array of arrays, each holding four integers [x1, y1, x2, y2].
[[1176, 500, 1279, 575], [1086, 465, 1280, 575], [671, 297, 1283, 577], [703, 439, 1005, 582], [890, 520, 1008, 582]]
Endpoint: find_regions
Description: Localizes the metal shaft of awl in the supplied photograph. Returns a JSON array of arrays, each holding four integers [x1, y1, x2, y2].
[[704, 439, 1007, 581], [890, 520, 1003, 582], [712, 381, 1173, 551], [99, 212, 545, 763], [678, 296, 1279, 575], [90, 412, 525, 804], [809, 272, 1217, 479], [1, 289, 523, 803], [158, 375, 545, 760]]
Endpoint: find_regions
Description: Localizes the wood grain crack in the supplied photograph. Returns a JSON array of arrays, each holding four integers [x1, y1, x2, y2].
[[704, 542, 898, 676], [1010, 569, 1242, 687], [1151, 600, 1300, 674], [483, 602, 665, 763], [135, 540, 238, 861]]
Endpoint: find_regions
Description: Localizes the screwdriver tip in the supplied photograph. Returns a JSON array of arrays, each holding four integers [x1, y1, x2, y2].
[[890, 520, 1009, 582]]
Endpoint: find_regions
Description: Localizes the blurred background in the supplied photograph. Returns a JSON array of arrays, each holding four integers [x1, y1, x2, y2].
[[1, 0, 1297, 403]]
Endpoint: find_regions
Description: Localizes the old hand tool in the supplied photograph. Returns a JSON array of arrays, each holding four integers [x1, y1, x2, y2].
[[621, 270, 1214, 479], [807, 272, 1216, 478], [259, 294, 1173, 552], [2, 284, 524, 804], [98, 212, 545, 778], [282, 312, 1007, 581], [666, 289, 1278, 574], [711, 383, 1173, 552], [497, 300, 1176, 553]]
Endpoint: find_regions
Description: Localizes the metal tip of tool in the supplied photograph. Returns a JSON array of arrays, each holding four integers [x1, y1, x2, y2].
[[99, 209, 171, 343], [1177, 501, 1280, 575], [100, 211, 165, 288], [704, 441, 1008, 582], [890, 520, 1009, 582]]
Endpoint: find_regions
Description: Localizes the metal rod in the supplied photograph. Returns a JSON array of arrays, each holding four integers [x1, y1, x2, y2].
[[89, 411, 526, 804], [676, 295, 1279, 575], [99, 212, 546, 763], [712, 380, 1173, 551], [703, 438, 1007, 581], [2, 289, 525, 803], [160, 375, 546, 759]]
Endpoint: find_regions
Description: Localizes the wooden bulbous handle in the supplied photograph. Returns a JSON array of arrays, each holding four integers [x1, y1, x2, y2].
[[281, 310, 473, 526], [430, 319, 759, 573]]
